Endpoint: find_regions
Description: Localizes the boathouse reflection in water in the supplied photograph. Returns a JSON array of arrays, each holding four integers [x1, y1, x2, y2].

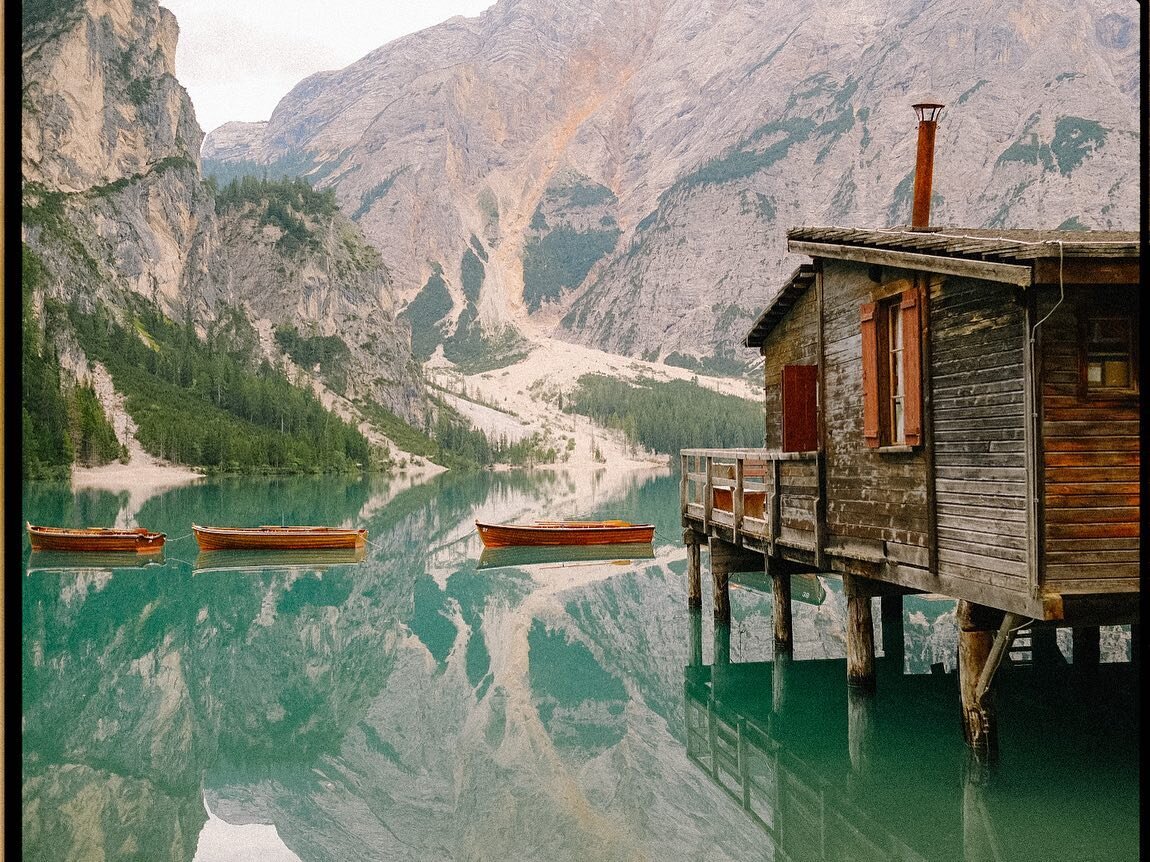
[[683, 607, 1138, 862]]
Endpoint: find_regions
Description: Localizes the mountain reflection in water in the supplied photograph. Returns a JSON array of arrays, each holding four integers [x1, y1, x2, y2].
[[21, 471, 1138, 861]]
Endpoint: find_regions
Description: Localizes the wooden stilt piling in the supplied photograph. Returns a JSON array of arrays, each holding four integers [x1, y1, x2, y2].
[[843, 575, 876, 692], [712, 560, 730, 626], [957, 601, 1004, 759], [708, 538, 760, 626], [685, 529, 702, 609], [771, 566, 793, 656]]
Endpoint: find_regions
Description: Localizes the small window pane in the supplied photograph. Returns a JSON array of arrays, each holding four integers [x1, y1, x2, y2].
[[1085, 315, 1134, 392], [1102, 360, 1130, 388]]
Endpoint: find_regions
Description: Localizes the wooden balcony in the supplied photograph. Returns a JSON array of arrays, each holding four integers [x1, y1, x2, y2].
[[680, 448, 823, 568]]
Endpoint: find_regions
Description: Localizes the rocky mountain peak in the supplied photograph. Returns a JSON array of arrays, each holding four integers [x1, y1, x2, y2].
[[23, 0, 201, 193], [201, 0, 1138, 368]]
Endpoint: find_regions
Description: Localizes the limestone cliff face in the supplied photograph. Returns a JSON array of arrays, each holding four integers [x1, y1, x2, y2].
[[22, 0, 426, 428], [208, 197, 425, 417], [203, 0, 1140, 365], [23, 0, 213, 312]]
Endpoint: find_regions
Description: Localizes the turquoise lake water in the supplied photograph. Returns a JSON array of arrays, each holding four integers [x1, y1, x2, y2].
[[22, 470, 1139, 861]]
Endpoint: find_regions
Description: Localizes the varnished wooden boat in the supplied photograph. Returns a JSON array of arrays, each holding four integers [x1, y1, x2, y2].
[[193, 546, 366, 573], [27, 523, 166, 553], [192, 524, 367, 551], [475, 519, 655, 548], [477, 542, 655, 570]]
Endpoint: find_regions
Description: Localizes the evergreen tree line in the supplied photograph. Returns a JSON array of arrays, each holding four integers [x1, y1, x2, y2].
[[63, 298, 373, 474], [274, 325, 351, 391], [565, 374, 764, 455], [22, 250, 124, 479], [356, 398, 558, 471], [212, 176, 338, 254], [429, 412, 557, 470]]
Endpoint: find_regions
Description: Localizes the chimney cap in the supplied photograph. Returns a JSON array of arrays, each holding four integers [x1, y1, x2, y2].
[[912, 100, 945, 122]]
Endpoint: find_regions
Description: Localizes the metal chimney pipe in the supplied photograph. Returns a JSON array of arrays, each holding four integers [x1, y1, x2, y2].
[[910, 101, 944, 230]]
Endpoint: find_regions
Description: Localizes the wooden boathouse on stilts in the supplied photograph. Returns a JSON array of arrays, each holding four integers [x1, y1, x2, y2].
[[680, 101, 1140, 757]]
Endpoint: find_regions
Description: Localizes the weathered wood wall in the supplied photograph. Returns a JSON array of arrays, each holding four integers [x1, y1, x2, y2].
[[746, 254, 1139, 617], [1038, 284, 1140, 588], [930, 276, 1030, 595], [820, 261, 929, 561], [761, 288, 819, 450]]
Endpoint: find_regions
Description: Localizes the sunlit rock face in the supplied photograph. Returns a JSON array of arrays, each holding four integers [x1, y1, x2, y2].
[[203, 0, 1139, 364], [21, 0, 427, 426], [22, 0, 213, 311]]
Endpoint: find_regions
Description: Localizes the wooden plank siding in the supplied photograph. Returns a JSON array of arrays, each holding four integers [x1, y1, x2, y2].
[[692, 237, 1139, 624], [818, 261, 929, 564], [929, 276, 1030, 590], [762, 287, 820, 450], [1037, 285, 1140, 588]]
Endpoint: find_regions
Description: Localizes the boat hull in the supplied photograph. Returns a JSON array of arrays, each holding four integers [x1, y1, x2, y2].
[[27, 524, 166, 553], [475, 520, 655, 548], [192, 524, 367, 551]]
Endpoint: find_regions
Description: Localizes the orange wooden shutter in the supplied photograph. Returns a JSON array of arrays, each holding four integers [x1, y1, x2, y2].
[[860, 302, 880, 447], [900, 288, 922, 446], [782, 364, 818, 452]]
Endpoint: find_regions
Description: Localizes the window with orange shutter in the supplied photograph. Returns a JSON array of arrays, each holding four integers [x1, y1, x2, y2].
[[861, 287, 922, 448]]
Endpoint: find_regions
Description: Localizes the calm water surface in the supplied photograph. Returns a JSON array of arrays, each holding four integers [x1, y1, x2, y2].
[[22, 470, 1139, 861]]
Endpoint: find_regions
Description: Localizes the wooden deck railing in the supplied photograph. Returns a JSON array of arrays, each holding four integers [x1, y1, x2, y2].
[[681, 448, 821, 557]]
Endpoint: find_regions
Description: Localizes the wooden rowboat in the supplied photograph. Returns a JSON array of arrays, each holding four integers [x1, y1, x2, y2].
[[475, 519, 655, 548], [192, 524, 367, 551], [27, 523, 166, 553]]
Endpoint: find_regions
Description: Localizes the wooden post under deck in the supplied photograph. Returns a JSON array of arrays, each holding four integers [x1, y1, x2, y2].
[[957, 601, 1005, 759], [685, 529, 702, 609], [712, 554, 731, 626], [843, 575, 876, 692], [709, 537, 762, 626], [771, 566, 793, 655]]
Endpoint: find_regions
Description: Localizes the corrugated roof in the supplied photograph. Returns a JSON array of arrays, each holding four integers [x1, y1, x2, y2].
[[744, 264, 816, 348], [787, 226, 1139, 261]]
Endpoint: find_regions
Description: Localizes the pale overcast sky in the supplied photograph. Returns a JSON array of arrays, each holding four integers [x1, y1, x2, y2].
[[161, 0, 495, 135]]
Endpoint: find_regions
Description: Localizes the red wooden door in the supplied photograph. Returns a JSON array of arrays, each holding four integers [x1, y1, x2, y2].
[[782, 364, 819, 452]]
